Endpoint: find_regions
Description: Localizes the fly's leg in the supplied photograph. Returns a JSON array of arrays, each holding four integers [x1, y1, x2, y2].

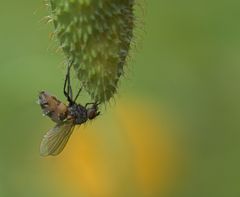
[[64, 60, 74, 103], [85, 101, 100, 108], [63, 59, 84, 103], [74, 86, 83, 102], [67, 61, 73, 101], [85, 102, 95, 108], [63, 72, 70, 102], [63, 64, 71, 102]]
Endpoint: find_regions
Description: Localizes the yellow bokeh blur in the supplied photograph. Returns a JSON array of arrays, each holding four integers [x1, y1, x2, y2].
[[41, 98, 182, 197]]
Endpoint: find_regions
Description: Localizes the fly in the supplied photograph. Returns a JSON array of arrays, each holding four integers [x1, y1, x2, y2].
[[38, 61, 100, 156]]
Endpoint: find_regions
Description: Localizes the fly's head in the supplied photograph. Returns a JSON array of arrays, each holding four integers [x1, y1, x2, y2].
[[86, 103, 100, 120]]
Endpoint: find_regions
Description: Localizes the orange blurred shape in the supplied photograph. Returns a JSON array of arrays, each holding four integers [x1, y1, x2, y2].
[[116, 100, 182, 196], [42, 98, 183, 197]]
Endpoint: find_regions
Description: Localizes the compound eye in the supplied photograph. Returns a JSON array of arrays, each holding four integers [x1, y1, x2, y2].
[[87, 109, 100, 120], [87, 109, 94, 119]]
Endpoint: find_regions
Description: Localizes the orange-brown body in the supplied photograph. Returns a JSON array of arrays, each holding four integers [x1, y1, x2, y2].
[[39, 91, 68, 123]]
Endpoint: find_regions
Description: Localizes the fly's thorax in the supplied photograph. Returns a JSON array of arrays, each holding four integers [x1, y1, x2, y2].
[[38, 91, 68, 123], [67, 103, 88, 125]]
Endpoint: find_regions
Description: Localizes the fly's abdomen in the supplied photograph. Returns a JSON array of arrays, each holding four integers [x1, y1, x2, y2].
[[47, 0, 136, 102], [39, 91, 68, 123]]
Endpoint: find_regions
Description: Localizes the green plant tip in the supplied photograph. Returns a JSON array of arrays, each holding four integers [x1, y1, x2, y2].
[[47, 0, 136, 102]]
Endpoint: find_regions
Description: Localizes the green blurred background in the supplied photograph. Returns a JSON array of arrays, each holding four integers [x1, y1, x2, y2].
[[1, 0, 240, 197]]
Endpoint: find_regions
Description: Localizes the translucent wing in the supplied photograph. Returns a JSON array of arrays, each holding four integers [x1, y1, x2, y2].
[[40, 120, 75, 156]]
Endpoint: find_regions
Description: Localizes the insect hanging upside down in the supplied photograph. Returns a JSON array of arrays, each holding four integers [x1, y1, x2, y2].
[[38, 62, 100, 157]]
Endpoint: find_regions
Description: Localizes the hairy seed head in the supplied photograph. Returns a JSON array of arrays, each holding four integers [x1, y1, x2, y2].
[[47, 0, 136, 102]]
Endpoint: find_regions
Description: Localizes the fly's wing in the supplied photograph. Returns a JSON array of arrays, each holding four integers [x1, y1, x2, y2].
[[40, 120, 75, 156]]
